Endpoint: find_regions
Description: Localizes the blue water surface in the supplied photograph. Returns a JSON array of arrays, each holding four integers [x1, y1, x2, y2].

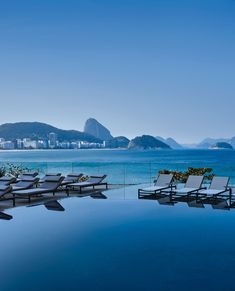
[[1, 185, 235, 291], [0, 149, 235, 184]]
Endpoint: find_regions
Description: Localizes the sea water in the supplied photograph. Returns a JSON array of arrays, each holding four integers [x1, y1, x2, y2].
[[0, 149, 235, 184]]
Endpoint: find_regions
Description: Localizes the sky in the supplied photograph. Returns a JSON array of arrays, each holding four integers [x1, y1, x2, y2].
[[0, 0, 234, 143]]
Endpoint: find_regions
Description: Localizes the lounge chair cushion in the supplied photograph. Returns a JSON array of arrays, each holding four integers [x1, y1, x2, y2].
[[140, 185, 170, 192], [174, 187, 200, 194], [12, 187, 53, 196], [198, 189, 227, 196]]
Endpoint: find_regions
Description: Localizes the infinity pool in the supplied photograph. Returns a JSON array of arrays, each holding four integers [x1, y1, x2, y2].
[[1, 185, 235, 291]]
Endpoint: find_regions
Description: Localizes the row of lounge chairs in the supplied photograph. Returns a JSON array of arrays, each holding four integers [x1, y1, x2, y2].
[[138, 174, 232, 199], [0, 172, 108, 205]]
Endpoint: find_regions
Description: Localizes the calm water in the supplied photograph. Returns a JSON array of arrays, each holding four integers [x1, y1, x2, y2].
[[0, 149, 235, 184], [1, 185, 235, 291]]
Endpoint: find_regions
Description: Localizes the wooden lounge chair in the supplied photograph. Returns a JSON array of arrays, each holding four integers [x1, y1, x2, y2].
[[66, 175, 108, 193], [138, 174, 174, 197], [12, 176, 64, 205], [162, 175, 204, 196], [197, 176, 231, 198]]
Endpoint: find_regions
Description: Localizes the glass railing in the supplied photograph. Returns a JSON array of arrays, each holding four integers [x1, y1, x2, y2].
[[0, 161, 235, 187]]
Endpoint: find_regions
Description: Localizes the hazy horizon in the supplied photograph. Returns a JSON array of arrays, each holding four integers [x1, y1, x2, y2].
[[1, 0, 234, 143]]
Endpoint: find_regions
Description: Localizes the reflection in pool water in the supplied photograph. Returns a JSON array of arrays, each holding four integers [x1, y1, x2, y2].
[[1, 185, 235, 291]]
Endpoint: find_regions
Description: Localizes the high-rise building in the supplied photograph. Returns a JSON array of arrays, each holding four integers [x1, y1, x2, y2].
[[48, 132, 58, 149]]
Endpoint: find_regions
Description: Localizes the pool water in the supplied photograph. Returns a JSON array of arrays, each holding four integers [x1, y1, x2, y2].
[[1, 185, 235, 291]]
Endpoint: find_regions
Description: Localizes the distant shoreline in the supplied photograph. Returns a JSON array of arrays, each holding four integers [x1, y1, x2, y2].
[[0, 148, 129, 153]]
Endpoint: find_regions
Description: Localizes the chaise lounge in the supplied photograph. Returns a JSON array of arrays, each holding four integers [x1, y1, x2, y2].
[[196, 176, 231, 199], [66, 175, 108, 193], [162, 175, 204, 196], [12, 176, 65, 205], [138, 174, 174, 197], [12, 177, 39, 191], [61, 173, 83, 186]]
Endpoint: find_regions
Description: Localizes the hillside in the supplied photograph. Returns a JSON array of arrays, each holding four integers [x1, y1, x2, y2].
[[128, 135, 171, 150], [156, 136, 183, 149], [0, 122, 102, 142], [211, 142, 233, 150]]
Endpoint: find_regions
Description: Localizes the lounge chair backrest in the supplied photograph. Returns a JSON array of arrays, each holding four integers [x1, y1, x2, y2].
[[63, 174, 83, 184], [41, 176, 64, 190], [67, 173, 83, 178], [22, 172, 38, 177], [87, 175, 107, 184], [209, 176, 229, 190], [20, 176, 38, 182], [15, 178, 39, 188], [185, 175, 203, 188], [0, 185, 12, 195], [40, 173, 62, 182], [0, 176, 16, 185], [155, 174, 173, 186]]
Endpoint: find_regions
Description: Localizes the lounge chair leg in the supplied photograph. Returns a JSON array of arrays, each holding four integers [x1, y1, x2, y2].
[[229, 188, 232, 207]]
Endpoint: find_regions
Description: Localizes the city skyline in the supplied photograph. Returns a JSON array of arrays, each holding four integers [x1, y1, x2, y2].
[[0, 0, 235, 143]]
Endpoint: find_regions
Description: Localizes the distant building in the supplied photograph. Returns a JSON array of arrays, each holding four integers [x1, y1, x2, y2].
[[0, 141, 15, 150], [59, 142, 70, 149], [48, 132, 58, 149], [23, 139, 38, 149], [16, 139, 23, 149], [78, 141, 103, 149], [38, 140, 48, 149], [70, 142, 78, 149]]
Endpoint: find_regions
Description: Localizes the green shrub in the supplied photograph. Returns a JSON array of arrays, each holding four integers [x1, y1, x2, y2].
[[0, 163, 33, 178], [159, 167, 214, 183]]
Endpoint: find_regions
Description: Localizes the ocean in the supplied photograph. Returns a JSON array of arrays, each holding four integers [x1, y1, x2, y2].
[[0, 149, 235, 184], [1, 149, 235, 291]]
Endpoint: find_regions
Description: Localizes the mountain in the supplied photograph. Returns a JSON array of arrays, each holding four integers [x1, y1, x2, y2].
[[84, 118, 113, 141], [210, 142, 233, 150], [0, 122, 102, 142], [156, 136, 183, 149], [229, 137, 235, 148], [105, 136, 130, 148], [166, 138, 183, 149], [128, 135, 171, 150], [197, 138, 230, 149]]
